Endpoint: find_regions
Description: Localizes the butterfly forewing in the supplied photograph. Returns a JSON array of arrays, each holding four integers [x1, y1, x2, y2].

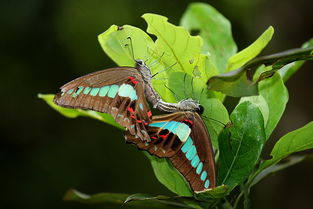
[[125, 112, 216, 192], [54, 67, 152, 141]]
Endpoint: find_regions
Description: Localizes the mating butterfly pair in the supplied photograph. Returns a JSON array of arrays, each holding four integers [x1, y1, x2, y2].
[[54, 60, 216, 192]]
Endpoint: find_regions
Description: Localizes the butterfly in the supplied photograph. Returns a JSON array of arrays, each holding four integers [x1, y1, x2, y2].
[[53, 60, 157, 141], [125, 105, 217, 192]]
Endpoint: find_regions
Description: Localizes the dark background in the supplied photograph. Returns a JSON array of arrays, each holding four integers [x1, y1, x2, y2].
[[1, 0, 312, 208]]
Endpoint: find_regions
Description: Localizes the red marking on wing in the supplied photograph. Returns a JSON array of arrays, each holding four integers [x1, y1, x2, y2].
[[147, 111, 152, 118], [128, 76, 138, 85], [151, 136, 157, 140], [127, 107, 134, 113], [159, 134, 169, 139], [136, 120, 142, 123], [184, 119, 194, 126]]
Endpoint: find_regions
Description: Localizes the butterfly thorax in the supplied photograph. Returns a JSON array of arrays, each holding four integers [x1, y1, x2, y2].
[[135, 60, 203, 114], [156, 98, 203, 114], [135, 60, 162, 106]]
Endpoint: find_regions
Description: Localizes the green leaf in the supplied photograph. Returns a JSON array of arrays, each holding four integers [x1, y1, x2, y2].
[[98, 14, 218, 103], [206, 46, 311, 97], [240, 94, 269, 126], [38, 94, 124, 130], [64, 189, 191, 209], [201, 98, 230, 149], [251, 155, 306, 186], [257, 122, 313, 175], [64, 189, 128, 204], [258, 73, 288, 139], [218, 102, 266, 188], [124, 193, 202, 209], [279, 38, 313, 82], [227, 26, 274, 71], [180, 2, 237, 73], [193, 185, 230, 203], [142, 13, 216, 102], [98, 24, 155, 67], [144, 152, 193, 197]]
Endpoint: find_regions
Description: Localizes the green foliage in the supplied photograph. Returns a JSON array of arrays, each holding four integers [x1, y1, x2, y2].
[[218, 102, 266, 188], [180, 2, 237, 73], [40, 2, 313, 209], [258, 122, 313, 173], [207, 46, 313, 97], [144, 152, 193, 197], [227, 26, 274, 71]]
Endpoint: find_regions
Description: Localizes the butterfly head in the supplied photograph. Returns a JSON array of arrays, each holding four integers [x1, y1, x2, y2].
[[135, 59, 152, 79], [178, 98, 204, 115]]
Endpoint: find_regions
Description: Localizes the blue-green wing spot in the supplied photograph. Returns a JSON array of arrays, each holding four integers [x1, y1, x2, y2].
[[72, 86, 84, 97], [139, 103, 144, 110], [108, 85, 119, 98], [204, 180, 210, 189], [67, 89, 74, 94], [99, 86, 110, 96], [185, 145, 197, 160], [196, 162, 203, 175], [191, 155, 200, 168], [90, 88, 100, 96], [118, 84, 138, 101], [181, 137, 193, 153], [200, 171, 207, 181], [83, 87, 91, 94], [149, 121, 190, 142]]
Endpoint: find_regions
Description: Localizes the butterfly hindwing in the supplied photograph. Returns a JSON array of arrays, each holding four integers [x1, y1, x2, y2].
[[54, 67, 152, 141], [125, 112, 216, 192]]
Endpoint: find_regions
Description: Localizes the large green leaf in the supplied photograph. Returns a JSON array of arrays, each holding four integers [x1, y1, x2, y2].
[[256, 122, 313, 175], [38, 94, 124, 129], [144, 152, 193, 197], [218, 102, 266, 188], [64, 189, 191, 209], [207, 46, 312, 97], [258, 73, 288, 139], [227, 26, 274, 71], [180, 2, 237, 73], [142, 13, 215, 102]]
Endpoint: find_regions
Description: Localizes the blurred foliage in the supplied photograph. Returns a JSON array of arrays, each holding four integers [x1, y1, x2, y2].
[[1, 0, 313, 209]]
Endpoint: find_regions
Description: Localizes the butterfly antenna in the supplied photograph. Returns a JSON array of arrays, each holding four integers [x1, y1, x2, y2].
[[191, 77, 195, 99], [198, 88, 205, 102], [202, 115, 228, 128], [127, 36, 135, 61], [149, 52, 165, 68], [151, 62, 177, 78], [183, 73, 188, 98], [164, 84, 181, 101]]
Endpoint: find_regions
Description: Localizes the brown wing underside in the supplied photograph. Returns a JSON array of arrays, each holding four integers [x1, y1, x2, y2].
[[125, 112, 216, 192], [53, 67, 152, 141]]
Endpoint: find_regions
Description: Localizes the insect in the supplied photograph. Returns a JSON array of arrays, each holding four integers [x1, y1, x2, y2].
[[53, 35, 217, 192], [125, 104, 216, 192], [53, 60, 155, 141]]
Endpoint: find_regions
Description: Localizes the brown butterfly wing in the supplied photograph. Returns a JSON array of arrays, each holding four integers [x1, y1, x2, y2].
[[125, 112, 216, 192], [54, 67, 152, 141]]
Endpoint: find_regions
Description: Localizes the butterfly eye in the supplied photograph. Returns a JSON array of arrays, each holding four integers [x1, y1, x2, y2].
[[197, 105, 204, 115], [136, 60, 144, 66]]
